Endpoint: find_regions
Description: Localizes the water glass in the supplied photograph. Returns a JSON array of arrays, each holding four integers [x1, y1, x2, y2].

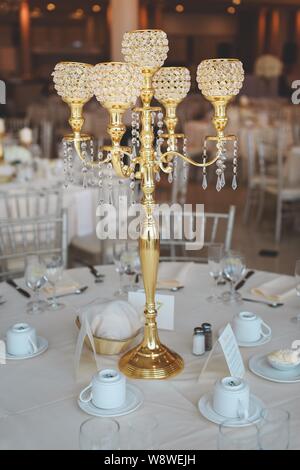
[[207, 243, 224, 303], [79, 418, 120, 450], [292, 259, 300, 323], [218, 421, 259, 450], [45, 256, 64, 311], [123, 415, 158, 450], [221, 251, 245, 303], [25, 255, 47, 315], [258, 408, 290, 450]]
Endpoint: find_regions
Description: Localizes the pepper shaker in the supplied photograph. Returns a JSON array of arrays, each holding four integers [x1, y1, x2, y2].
[[202, 323, 213, 351]]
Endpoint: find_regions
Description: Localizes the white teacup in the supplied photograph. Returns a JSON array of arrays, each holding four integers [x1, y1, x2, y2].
[[6, 323, 38, 356], [233, 311, 272, 343], [213, 376, 250, 420], [79, 369, 126, 410]]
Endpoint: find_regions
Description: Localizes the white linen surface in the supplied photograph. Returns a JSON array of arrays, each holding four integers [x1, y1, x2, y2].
[[158, 262, 194, 289], [0, 265, 299, 449], [251, 275, 296, 301]]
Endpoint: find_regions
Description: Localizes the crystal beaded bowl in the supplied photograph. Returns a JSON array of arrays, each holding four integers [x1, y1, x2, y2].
[[92, 62, 143, 108], [153, 67, 191, 103], [122, 29, 169, 69], [197, 59, 244, 97], [52, 62, 93, 103]]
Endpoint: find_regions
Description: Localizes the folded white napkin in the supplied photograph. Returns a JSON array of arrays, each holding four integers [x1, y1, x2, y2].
[[251, 276, 296, 301], [44, 272, 80, 296], [157, 262, 193, 289], [80, 299, 142, 340]]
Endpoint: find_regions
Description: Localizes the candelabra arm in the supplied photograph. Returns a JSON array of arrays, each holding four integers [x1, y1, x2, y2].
[[160, 150, 219, 168]]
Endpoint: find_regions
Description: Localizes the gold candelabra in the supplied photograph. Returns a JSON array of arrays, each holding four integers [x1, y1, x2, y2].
[[52, 29, 244, 380]]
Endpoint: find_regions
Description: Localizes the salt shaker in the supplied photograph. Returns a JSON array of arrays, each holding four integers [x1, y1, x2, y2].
[[193, 327, 205, 356], [202, 323, 213, 351]]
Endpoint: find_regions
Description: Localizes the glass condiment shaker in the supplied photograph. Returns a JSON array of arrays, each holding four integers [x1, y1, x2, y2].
[[193, 327, 205, 356], [202, 323, 213, 351]]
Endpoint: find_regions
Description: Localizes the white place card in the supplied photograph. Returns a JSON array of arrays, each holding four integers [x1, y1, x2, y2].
[[128, 291, 175, 331], [218, 323, 245, 378]]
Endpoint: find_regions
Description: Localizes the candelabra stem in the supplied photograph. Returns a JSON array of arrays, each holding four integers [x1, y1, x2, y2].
[[119, 69, 184, 379]]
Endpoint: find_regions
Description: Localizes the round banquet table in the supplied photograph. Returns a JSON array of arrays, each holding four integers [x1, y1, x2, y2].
[[0, 264, 299, 450]]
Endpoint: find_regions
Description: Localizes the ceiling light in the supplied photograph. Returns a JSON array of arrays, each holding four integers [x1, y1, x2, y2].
[[71, 8, 84, 19], [31, 7, 42, 18], [92, 4, 101, 13], [175, 4, 184, 13], [232, 0, 241, 4], [227, 6, 236, 14], [47, 3, 56, 12]]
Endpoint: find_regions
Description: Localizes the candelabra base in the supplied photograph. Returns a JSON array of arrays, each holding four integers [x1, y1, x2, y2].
[[119, 342, 184, 380]]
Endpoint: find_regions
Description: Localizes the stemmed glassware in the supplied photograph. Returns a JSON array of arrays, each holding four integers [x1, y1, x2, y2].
[[221, 251, 246, 303], [45, 256, 65, 311], [113, 242, 126, 296], [291, 259, 300, 323], [25, 255, 47, 315], [79, 418, 120, 450], [207, 243, 224, 303]]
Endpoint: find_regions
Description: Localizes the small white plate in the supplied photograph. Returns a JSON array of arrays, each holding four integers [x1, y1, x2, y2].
[[249, 353, 300, 383], [5, 336, 48, 361], [78, 384, 143, 418], [218, 326, 271, 348], [198, 393, 264, 427]]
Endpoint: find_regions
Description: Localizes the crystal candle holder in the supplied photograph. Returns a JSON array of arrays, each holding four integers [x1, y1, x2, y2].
[[122, 29, 169, 69], [196, 59, 244, 98], [52, 62, 93, 103], [91, 62, 142, 109], [153, 67, 191, 105]]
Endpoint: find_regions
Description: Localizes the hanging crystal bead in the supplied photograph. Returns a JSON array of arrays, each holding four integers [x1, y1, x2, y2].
[[129, 172, 136, 205], [63, 140, 69, 188], [202, 139, 208, 190], [155, 171, 161, 182], [107, 153, 113, 204], [232, 139, 238, 190], [98, 150, 104, 205], [168, 171, 173, 184], [173, 156, 178, 181]]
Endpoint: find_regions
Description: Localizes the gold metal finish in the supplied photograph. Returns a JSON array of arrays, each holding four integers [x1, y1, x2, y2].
[[52, 32, 244, 380], [119, 67, 184, 379]]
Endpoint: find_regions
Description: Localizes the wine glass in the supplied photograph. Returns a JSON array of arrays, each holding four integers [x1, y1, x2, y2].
[[291, 259, 300, 323], [221, 251, 246, 303], [120, 245, 139, 292], [79, 418, 120, 450], [45, 256, 64, 311], [206, 243, 224, 303], [25, 255, 47, 315], [258, 408, 290, 450], [218, 420, 260, 450], [113, 242, 126, 296]]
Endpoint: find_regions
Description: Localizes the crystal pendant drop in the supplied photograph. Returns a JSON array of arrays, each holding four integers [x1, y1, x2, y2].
[[168, 172, 173, 184], [155, 171, 161, 182], [232, 174, 238, 190], [216, 175, 222, 192], [202, 173, 208, 190], [221, 171, 226, 188]]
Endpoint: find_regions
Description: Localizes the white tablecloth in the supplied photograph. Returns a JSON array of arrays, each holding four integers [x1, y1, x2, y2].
[[0, 264, 299, 450]]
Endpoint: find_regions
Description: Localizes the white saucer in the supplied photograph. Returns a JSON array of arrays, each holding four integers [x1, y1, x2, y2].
[[218, 326, 271, 348], [198, 393, 264, 427], [249, 353, 300, 383], [78, 384, 143, 418], [5, 336, 48, 360]]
